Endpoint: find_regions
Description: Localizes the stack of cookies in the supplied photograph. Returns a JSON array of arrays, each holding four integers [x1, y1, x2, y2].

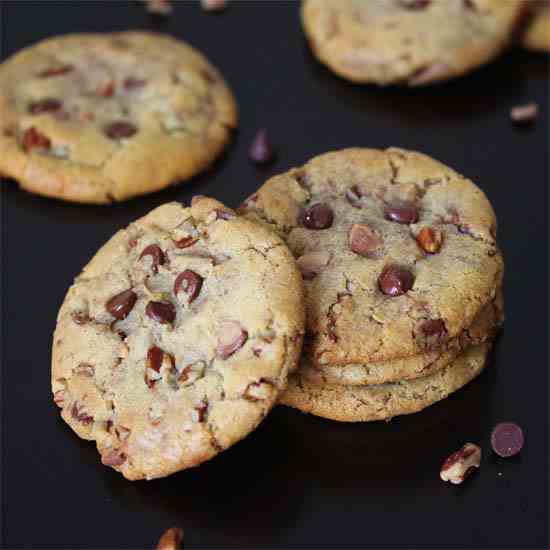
[[240, 148, 504, 422]]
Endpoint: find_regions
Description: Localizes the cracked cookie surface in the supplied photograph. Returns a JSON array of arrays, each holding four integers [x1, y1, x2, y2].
[[0, 32, 237, 203], [279, 343, 491, 422], [301, 288, 502, 385], [239, 148, 504, 368], [52, 198, 304, 480], [301, 0, 526, 85]]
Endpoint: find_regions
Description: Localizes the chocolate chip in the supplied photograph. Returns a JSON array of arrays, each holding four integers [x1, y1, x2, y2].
[[104, 121, 137, 140], [300, 203, 334, 230], [146, 301, 176, 324], [105, 289, 137, 320], [398, 0, 431, 9], [147, 346, 164, 373], [248, 129, 274, 164], [28, 98, 62, 114], [384, 203, 419, 224], [345, 185, 365, 208], [491, 422, 524, 458], [38, 65, 73, 78], [139, 244, 165, 274], [378, 265, 414, 296], [349, 223, 382, 256], [173, 236, 198, 249], [217, 321, 248, 359], [98, 81, 115, 97], [421, 319, 447, 339], [102, 449, 127, 467], [71, 402, 93, 424], [123, 77, 147, 90], [71, 311, 90, 325], [174, 270, 203, 303], [21, 127, 51, 152], [296, 251, 331, 280]]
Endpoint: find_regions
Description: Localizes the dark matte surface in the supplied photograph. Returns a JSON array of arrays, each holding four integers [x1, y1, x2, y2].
[[1, 2, 548, 549]]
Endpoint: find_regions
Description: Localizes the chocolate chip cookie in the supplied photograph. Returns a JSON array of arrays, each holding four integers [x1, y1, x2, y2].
[[239, 148, 504, 370], [52, 198, 304, 480], [521, 1, 550, 52], [301, 288, 503, 386], [0, 32, 237, 203], [279, 343, 491, 422], [301, 0, 526, 85]]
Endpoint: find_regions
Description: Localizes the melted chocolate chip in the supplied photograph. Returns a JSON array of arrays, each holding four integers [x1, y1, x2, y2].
[[123, 77, 147, 90], [105, 289, 137, 320], [300, 203, 334, 230], [146, 301, 176, 324], [378, 265, 414, 297], [421, 319, 447, 339], [174, 270, 203, 303], [139, 244, 165, 274], [217, 321, 248, 359], [21, 127, 51, 152], [491, 422, 524, 458], [384, 203, 419, 224], [147, 346, 164, 373], [28, 98, 62, 115], [173, 236, 198, 249], [104, 121, 137, 140], [38, 65, 73, 78]]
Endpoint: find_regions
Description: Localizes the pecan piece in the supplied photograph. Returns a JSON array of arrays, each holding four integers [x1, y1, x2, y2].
[[440, 443, 481, 485]]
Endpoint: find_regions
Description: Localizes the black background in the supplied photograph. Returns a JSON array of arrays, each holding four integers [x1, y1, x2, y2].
[[1, 2, 549, 549]]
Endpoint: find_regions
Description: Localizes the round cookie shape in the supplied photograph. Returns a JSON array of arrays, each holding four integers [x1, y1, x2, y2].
[[521, 1, 550, 52], [301, 0, 526, 85], [52, 198, 304, 480], [279, 343, 491, 422], [239, 148, 504, 367], [301, 288, 503, 386], [0, 32, 237, 203]]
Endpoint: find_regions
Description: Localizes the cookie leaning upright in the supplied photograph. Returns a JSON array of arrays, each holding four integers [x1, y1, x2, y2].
[[52, 198, 304, 480], [0, 32, 237, 203], [301, 0, 526, 85], [239, 148, 504, 370]]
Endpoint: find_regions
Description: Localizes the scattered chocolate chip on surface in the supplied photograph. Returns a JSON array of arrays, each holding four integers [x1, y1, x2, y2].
[[491, 422, 524, 458], [249, 129, 274, 164]]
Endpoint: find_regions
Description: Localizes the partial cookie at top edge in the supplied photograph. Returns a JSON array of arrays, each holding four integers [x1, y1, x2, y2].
[[279, 342, 491, 422], [521, 1, 550, 52], [301, 287, 502, 386], [0, 32, 238, 203], [301, 0, 527, 85], [52, 197, 305, 480], [239, 147, 504, 367]]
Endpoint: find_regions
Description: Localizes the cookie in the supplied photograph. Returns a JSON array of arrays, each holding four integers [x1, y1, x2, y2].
[[301, 288, 502, 386], [301, 0, 526, 85], [0, 32, 237, 203], [521, 1, 550, 52], [279, 342, 491, 422], [240, 148, 504, 368], [52, 198, 305, 480]]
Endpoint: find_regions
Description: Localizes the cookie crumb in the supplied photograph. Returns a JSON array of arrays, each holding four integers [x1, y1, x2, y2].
[[201, 0, 227, 12], [510, 102, 538, 124], [143, 0, 173, 15]]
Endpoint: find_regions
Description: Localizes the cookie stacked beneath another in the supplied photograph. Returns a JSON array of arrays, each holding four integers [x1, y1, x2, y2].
[[240, 148, 504, 422], [52, 198, 304, 479], [0, 32, 237, 203]]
